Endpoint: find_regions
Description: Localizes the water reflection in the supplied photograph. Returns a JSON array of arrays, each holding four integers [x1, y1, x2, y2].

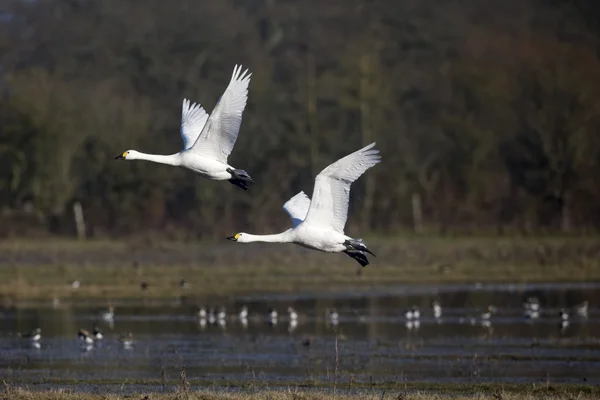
[[0, 282, 599, 385]]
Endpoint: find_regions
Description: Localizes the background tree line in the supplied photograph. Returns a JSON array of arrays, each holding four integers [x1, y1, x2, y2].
[[1, 0, 600, 238]]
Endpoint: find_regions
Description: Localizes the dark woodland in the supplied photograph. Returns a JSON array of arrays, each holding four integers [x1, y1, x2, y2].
[[1, 0, 600, 238]]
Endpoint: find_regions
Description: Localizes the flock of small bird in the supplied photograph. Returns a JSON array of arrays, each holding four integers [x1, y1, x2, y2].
[[17, 298, 591, 348], [18, 306, 133, 350], [193, 297, 591, 333]]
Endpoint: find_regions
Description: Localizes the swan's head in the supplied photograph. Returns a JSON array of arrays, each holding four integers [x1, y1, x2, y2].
[[114, 150, 139, 160], [227, 233, 249, 243]]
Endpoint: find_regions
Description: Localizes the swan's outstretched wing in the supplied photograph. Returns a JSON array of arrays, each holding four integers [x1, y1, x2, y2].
[[180, 99, 209, 150], [303, 143, 381, 233], [282, 191, 311, 227], [189, 65, 252, 163]]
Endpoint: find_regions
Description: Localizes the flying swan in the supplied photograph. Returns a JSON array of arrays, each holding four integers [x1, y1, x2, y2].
[[227, 143, 381, 266], [115, 65, 254, 190]]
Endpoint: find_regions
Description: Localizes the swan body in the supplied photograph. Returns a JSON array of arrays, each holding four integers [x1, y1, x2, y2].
[[115, 65, 254, 190], [228, 143, 381, 266]]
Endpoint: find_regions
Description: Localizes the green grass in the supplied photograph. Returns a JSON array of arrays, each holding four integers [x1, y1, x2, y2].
[[0, 235, 599, 304]]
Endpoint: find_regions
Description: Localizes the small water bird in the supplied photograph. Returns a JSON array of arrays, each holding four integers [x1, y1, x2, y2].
[[523, 297, 540, 320], [78, 329, 94, 344], [329, 309, 339, 325], [523, 297, 541, 312], [238, 306, 249, 320], [481, 305, 497, 321], [207, 308, 217, 325], [115, 65, 254, 190], [227, 143, 381, 266], [287, 307, 298, 321], [268, 308, 278, 325], [575, 301, 589, 318], [217, 307, 227, 321], [559, 308, 570, 330], [179, 279, 188, 290], [100, 306, 114, 322], [71, 280, 80, 289], [92, 326, 103, 340], [432, 301, 442, 319], [481, 317, 492, 327], [198, 306, 207, 319], [21, 328, 41, 342], [405, 306, 420, 320], [120, 332, 134, 348]]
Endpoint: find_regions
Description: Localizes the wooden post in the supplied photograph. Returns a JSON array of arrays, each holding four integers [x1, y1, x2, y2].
[[73, 202, 86, 240], [411, 193, 423, 233]]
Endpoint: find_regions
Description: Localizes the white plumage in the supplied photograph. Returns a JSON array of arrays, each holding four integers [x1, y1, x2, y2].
[[282, 191, 311, 227], [304, 143, 381, 234], [115, 65, 254, 190], [190, 65, 250, 164], [228, 143, 381, 266], [180, 99, 209, 150]]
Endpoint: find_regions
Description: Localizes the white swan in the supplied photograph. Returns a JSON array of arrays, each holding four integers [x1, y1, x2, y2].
[[115, 65, 254, 190], [227, 143, 381, 266]]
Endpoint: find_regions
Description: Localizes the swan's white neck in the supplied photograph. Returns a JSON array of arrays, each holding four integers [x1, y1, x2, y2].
[[241, 231, 293, 244], [134, 152, 182, 166]]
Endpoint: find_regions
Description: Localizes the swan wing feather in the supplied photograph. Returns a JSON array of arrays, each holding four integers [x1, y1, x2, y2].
[[180, 98, 209, 150], [189, 65, 251, 163], [303, 143, 381, 233], [282, 191, 311, 227]]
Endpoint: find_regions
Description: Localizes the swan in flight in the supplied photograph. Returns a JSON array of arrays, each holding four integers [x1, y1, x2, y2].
[[115, 65, 254, 190], [227, 143, 381, 266]]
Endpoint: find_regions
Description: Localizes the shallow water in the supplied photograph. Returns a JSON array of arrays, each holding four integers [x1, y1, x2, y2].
[[1, 282, 599, 386]]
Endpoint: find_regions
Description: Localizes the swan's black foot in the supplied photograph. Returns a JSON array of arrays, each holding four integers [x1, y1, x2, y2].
[[344, 239, 376, 257], [227, 168, 254, 191], [344, 250, 370, 267]]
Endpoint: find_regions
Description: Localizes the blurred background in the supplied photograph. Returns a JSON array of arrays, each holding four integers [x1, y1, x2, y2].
[[1, 0, 600, 239]]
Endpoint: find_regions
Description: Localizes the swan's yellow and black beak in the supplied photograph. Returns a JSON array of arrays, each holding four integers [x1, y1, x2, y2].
[[227, 233, 240, 242], [114, 152, 127, 160]]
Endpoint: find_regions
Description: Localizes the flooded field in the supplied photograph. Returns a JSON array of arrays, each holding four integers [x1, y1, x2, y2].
[[1, 282, 599, 388]]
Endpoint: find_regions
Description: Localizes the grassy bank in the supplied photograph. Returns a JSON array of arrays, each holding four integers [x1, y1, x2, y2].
[[2, 383, 600, 400], [0, 236, 599, 303]]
